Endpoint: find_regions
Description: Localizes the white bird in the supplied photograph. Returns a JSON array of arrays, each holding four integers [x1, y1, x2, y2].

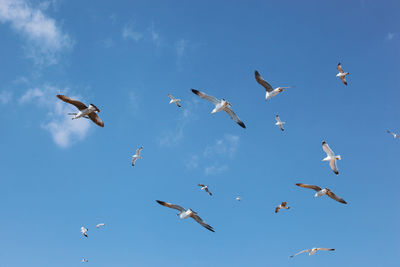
[[387, 130, 399, 139], [191, 89, 246, 128], [254, 70, 291, 100], [322, 141, 341, 175], [131, 146, 143, 166], [290, 247, 335, 258], [275, 202, 290, 213], [198, 184, 212, 196], [56, 95, 104, 127], [296, 183, 347, 204], [336, 63, 350, 85], [275, 115, 285, 131], [236, 196, 241, 201], [80, 226, 88, 237], [156, 200, 214, 232], [168, 94, 182, 107], [82, 258, 88, 263], [96, 223, 105, 228]]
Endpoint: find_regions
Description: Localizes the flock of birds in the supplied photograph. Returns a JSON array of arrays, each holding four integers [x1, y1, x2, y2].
[[54, 63, 398, 262]]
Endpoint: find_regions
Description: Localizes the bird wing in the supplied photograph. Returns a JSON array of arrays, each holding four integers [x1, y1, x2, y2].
[[326, 190, 347, 204], [275, 115, 281, 123], [224, 107, 246, 128], [88, 112, 104, 127], [168, 94, 175, 100], [131, 157, 137, 166], [254, 70, 273, 92], [198, 184, 205, 187], [281, 202, 287, 207], [322, 141, 335, 156], [205, 188, 212, 195], [190, 213, 215, 232], [296, 183, 322, 191], [337, 63, 344, 73], [387, 130, 394, 136], [57, 95, 88, 110], [191, 89, 219, 105], [275, 206, 280, 213], [176, 102, 181, 108], [136, 147, 143, 156], [290, 249, 311, 258], [329, 160, 339, 175], [156, 200, 186, 212], [317, 248, 335, 251], [340, 76, 347, 85]]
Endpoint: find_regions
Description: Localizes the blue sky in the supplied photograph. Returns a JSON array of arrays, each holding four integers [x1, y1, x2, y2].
[[0, 0, 399, 266]]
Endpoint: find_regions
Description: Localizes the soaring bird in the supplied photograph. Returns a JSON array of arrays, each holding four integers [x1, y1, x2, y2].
[[236, 196, 241, 201], [322, 141, 341, 175], [81, 258, 88, 263], [296, 183, 347, 204], [275, 202, 290, 213], [290, 247, 335, 258], [80, 226, 88, 237], [254, 70, 291, 100], [191, 89, 246, 129], [168, 94, 182, 108], [96, 223, 105, 228], [336, 63, 350, 85], [56, 95, 104, 127], [198, 184, 212, 196], [156, 200, 214, 232], [387, 130, 399, 139], [131, 146, 143, 166], [275, 115, 285, 131]]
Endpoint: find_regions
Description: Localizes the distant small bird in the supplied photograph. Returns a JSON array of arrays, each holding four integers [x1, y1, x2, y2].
[[191, 89, 246, 128], [56, 95, 104, 127], [387, 130, 399, 139], [296, 183, 347, 204], [275, 115, 285, 131], [322, 141, 341, 175], [82, 258, 88, 263], [275, 202, 290, 213], [168, 94, 182, 107], [132, 146, 143, 166], [254, 70, 291, 100], [336, 63, 350, 85], [156, 200, 214, 232], [198, 184, 212, 196], [96, 223, 105, 228], [290, 247, 335, 258], [236, 196, 241, 201], [81, 226, 88, 237]]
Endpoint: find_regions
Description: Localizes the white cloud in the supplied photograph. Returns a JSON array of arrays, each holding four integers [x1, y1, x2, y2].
[[176, 38, 187, 58], [122, 24, 143, 42], [148, 23, 160, 46], [0, 0, 73, 65], [0, 90, 12, 104], [204, 134, 240, 158], [185, 155, 199, 169], [19, 85, 91, 148], [205, 165, 228, 175], [386, 32, 396, 41]]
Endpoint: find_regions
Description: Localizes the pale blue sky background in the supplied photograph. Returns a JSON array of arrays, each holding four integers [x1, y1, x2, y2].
[[0, 0, 399, 266]]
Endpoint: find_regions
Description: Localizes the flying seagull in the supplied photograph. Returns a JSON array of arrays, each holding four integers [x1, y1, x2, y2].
[[168, 94, 182, 108], [322, 141, 341, 175], [56, 95, 104, 127], [296, 183, 347, 204], [254, 70, 291, 100], [80, 226, 88, 237], [387, 130, 399, 139], [191, 89, 246, 128], [96, 223, 105, 228], [336, 63, 350, 85], [81, 258, 88, 263], [275, 115, 285, 131], [275, 202, 290, 213], [236, 196, 241, 201], [156, 200, 214, 232], [131, 146, 143, 166], [198, 184, 212, 196], [290, 248, 335, 258]]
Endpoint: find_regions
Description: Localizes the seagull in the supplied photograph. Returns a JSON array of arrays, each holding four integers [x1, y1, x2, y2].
[[236, 196, 241, 201], [131, 146, 143, 166], [275, 115, 285, 131], [82, 258, 88, 263], [336, 63, 350, 85], [96, 223, 105, 228], [387, 130, 399, 139], [275, 202, 290, 213], [296, 183, 347, 204], [81, 226, 88, 237], [322, 141, 341, 175], [156, 200, 214, 232], [56, 95, 104, 127], [198, 184, 212, 196], [290, 248, 335, 258], [168, 94, 182, 108], [191, 89, 246, 128], [254, 70, 291, 100]]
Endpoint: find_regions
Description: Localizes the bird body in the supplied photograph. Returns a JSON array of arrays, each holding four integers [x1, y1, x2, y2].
[[336, 63, 349, 85], [275, 115, 285, 131], [322, 141, 341, 175], [198, 184, 212, 196], [96, 223, 105, 228], [236, 196, 241, 201], [296, 183, 347, 204], [168, 94, 182, 107], [275, 202, 290, 213], [82, 258, 88, 263], [254, 70, 291, 100], [80, 226, 88, 237], [132, 146, 143, 166], [387, 130, 399, 139], [290, 247, 335, 258]]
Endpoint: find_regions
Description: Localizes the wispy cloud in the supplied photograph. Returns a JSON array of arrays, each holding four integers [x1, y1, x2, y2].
[[0, 90, 12, 104], [19, 85, 91, 148], [204, 134, 240, 158], [176, 38, 187, 58], [0, 0, 74, 65], [148, 23, 160, 46], [386, 32, 397, 41], [122, 24, 143, 42], [204, 165, 228, 175]]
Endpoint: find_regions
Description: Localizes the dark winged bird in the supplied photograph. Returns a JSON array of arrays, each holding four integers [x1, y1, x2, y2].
[[254, 70, 291, 100], [296, 183, 347, 204]]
